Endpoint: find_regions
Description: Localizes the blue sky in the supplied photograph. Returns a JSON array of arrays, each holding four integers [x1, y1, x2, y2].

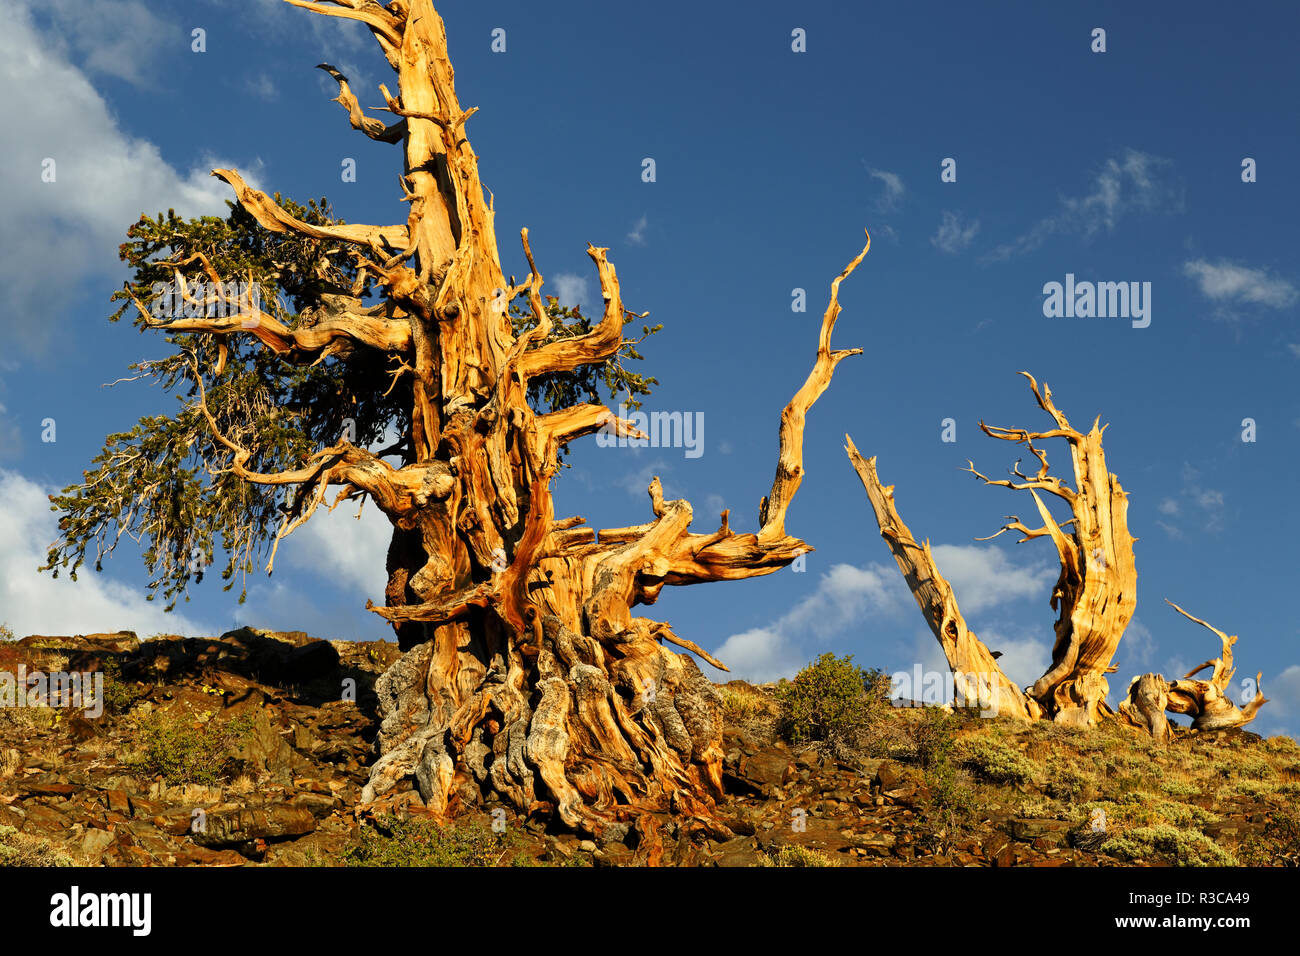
[[1, 0, 1297, 737]]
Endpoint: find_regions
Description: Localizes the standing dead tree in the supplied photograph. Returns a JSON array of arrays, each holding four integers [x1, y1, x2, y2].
[[848, 372, 1265, 738]]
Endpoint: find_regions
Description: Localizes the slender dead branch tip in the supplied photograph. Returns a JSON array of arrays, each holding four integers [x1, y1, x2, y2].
[[654, 624, 729, 672], [1165, 598, 1232, 644]]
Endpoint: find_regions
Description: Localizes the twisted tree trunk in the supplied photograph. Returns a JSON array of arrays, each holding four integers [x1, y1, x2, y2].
[[1118, 600, 1267, 740], [962, 373, 1137, 727], [150, 0, 873, 841]]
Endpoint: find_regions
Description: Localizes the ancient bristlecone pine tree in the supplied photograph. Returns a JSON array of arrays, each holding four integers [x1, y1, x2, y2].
[[846, 373, 1265, 737], [45, 0, 871, 841]]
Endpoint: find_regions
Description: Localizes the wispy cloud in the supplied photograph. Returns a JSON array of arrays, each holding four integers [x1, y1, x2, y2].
[[866, 167, 905, 212], [244, 73, 278, 101], [985, 149, 1180, 261], [626, 214, 648, 246], [1156, 462, 1227, 538], [930, 211, 980, 254], [209, 0, 373, 85], [615, 460, 675, 497], [1182, 259, 1298, 312], [1120, 617, 1157, 671], [32, 0, 182, 88]]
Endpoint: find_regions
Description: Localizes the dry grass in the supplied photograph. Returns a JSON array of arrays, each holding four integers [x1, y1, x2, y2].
[[0, 825, 74, 867], [0, 748, 21, 778], [758, 844, 840, 867], [718, 682, 781, 744]]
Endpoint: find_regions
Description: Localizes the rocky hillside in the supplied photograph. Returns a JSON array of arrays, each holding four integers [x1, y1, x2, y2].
[[0, 629, 1296, 867]]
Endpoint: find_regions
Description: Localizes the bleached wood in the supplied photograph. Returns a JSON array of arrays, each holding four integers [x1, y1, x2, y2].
[[172, 0, 873, 839]]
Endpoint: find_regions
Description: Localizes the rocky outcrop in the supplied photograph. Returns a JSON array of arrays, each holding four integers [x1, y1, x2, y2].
[[0, 631, 1288, 867]]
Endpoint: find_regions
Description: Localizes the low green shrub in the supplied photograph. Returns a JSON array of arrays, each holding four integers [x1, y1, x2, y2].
[[1101, 824, 1235, 867], [956, 737, 1036, 785], [125, 710, 253, 786], [341, 814, 520, 867], [776, 654, 888, 751]]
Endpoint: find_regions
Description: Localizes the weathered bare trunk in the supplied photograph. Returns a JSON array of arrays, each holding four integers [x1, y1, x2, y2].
[[964, 373, 1136, 727], [848, 373, 1267, 740], [845, 439, 1037, 721]]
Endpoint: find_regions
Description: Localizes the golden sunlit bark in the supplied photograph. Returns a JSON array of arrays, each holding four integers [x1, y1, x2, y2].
[[849, 374, 1267, 739], [154, 0, 873, 840]]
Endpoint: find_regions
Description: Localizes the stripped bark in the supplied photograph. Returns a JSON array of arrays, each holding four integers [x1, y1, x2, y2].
[[149, 0, 871, 839], [1119, 600, 1267, 736], [965, 373, 1135, 728], [845, 438, 1038, 720], [849, 373, 1267, 739]]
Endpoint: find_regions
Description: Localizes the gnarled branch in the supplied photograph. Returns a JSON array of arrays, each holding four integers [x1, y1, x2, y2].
[[317, 64, 407, 142]]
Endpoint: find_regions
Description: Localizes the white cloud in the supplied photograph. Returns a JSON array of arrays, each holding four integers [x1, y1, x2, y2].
[[551, 272, 589, 310], [867, 167, 904, 212], [949, 626, 1051, 690], [983, 632, 1052, 689], [0, 1, 254, 351], [986, 149, 1178, 261], [0, 469, 211, 637], [1182, 259, 1298, 310], [711, 546, 1050, 683], [1288, 344, 1300, 359], [1119, 617, 1156, 670], [893, 625, 1050, 703], [281, 498, 391, 599], [711, 627, 805, 684], [613, 460, 676, 497], [1263, 665, 1300, 719], [33, 0, 181, 87], [710, 562, 905, 682], [626, 215, 648, 246], [0, 463, 395, 642], [779, 564, 906, 638], [928, 544, 1056, 613], [930, 211, 980, 254]]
